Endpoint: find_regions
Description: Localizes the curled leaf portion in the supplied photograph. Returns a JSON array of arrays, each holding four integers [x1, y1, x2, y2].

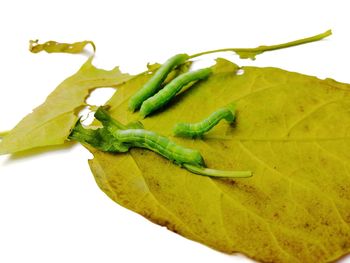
[[29, 39, 96, 54]]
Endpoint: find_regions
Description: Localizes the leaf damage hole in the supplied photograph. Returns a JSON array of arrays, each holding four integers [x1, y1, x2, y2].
[[236, 68, 245, 75], [80, 87, 116, 125], [85, 87, 116, 105], [190, 57, 216, 71], [78, 107, 95, 125]]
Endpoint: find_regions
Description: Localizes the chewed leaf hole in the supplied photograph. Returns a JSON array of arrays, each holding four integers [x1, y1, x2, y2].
[[80, 87, 116, 125], [236, 68, 245, 75], [86, 87, 116, 105], [78, 107, 95, 125], [190, 57, 216, 71]]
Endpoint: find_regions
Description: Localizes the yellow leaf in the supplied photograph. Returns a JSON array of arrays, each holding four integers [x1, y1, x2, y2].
[[89, 59, 350, 262], [0, 58, 132, 154], [0, 131, 9, 138], [29, 39, 96, 54]]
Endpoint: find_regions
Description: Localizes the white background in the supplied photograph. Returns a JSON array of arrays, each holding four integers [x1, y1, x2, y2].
[[0, 0, 349, 262]]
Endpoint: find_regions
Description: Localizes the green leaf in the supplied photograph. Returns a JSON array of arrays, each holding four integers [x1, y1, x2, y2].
[[0, 58, 132, 154], [89, 58, 350, 262]]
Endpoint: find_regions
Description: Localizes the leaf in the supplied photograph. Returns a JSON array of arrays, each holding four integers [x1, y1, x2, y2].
[[29, 39, 96, 54], [88, 58, 350, 262], [0, 58, 132, 154], [0, 130, 9, 138]]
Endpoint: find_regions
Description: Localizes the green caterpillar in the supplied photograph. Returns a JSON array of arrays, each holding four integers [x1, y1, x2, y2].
[[128, 53, 189, 112], [110, 128, 251, 178], [111, 129, 205, 167], [140, 67, 212, 117], [173, 104, 236, 137]]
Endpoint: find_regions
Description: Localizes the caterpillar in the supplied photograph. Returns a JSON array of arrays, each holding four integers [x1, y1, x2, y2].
[[110, 128, 251, 178], [139, 67, 212, 117], [128, 53, 189, 112], [110, 129, 205, 167], [173, 103, 236, 137]]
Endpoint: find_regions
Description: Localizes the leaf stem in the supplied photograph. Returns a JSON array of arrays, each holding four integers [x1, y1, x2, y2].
[[183, 163, 252, 178], [189, 29, 332, 60]]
